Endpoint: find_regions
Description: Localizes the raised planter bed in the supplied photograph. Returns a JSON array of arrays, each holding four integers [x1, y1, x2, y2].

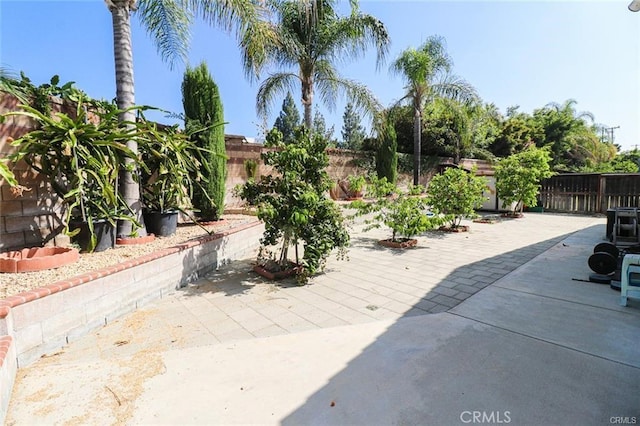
[[0, 248, 79, 273], [253, 263, 301, 280], [196, 219, 227, 227], [116, 234, 156, 246], [378, 238, 417, 249], [0, 220, 264, 423], [439, 225, 470, 233]]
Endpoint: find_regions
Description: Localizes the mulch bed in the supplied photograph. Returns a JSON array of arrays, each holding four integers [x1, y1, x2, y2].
[[378, 238, 417, 249], [439, 225, 470, 233]]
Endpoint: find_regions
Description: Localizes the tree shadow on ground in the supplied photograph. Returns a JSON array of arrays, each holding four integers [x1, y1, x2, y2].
[[278, 222, 640, 425]]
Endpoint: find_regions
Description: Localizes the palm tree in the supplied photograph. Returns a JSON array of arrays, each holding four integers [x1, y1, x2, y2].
[[105, 0, 258, 237], [535, 99, 599, 171], [241, 0, 390, 129], [389, 35, 477, 185]]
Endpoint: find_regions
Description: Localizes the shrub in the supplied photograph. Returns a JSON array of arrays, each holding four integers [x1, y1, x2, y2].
[[427, 167, 488, 228], [237, 127, 349, 282], [351, 191, 441, 244], [495, 147, 553, 215], [6, 97, 140, 250], [339, 174, 366, 198], [375, 123, 398, 185], [182, 62, 227, 221], [244, 159, 258, 180], [367, 175, 397, 198]]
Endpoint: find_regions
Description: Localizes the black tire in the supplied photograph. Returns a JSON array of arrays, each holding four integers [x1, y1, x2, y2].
[[589, 273, 612, 284], [588, 252, 617, 275], [593, 242, 619, 258]]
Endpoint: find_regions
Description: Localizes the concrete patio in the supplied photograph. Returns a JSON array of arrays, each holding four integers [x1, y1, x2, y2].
[[6, 213, 640, 425]]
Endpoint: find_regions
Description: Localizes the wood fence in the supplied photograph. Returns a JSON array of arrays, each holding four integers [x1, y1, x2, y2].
[[539, 173, 640, 214]]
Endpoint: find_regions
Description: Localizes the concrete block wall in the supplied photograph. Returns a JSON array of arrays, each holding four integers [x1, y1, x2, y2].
[[0, 220, 263, 368], [0, 94, 71, 252], [224, 140, 370, 208]]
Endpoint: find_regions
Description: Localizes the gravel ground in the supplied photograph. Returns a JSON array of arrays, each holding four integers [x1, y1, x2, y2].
[[0, 214, 259, 300]]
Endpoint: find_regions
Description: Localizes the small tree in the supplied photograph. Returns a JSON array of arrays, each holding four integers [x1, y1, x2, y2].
[[341, 102, 366, 150], [182, 62, 226, 221], [273, 92, 301, 145], [495, 147, 553, 215], [351, 190, 441, 245], [427, 167, 488, 229], [238, 127, 349, 282], [375, 123, 398, 185]]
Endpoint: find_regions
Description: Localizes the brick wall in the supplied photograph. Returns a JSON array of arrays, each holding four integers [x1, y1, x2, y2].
[[0, 102, 370, 252], [0, 93, 493, 252], [224, 140, 371, 208], [0, 95, 70, 252]]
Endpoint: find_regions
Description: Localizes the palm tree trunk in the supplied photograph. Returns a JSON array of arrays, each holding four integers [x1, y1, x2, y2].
[[302, 77, 313, 129], [110, 0, 146, 237], [413, 107, 421, 185]]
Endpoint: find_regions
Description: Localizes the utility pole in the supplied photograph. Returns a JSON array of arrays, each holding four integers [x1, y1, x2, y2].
[[602, 125, 620, 143]]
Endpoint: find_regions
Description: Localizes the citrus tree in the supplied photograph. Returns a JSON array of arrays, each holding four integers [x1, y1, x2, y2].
[[237, 127, 349, 282], [427, 167, 487, 228], [495, 147, 553, 215], [351, 191, 441, 244]]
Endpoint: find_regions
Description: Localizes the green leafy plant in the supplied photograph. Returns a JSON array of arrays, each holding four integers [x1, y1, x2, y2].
[[407, 183, 426, 196], [495, 147, 553, 215], [375, 122, 398, 185], [0, 158, 18, 187], [352, 194, 441, 244], [427, 167, 488, 228], [339, 174, 366, 198], [182, 62, 227, 221], [5, 96, 139, 251], [244, 159, 258, 180], [138, 121, 208, 215], [1, 72, 84, 114], [367, 175, 396, 199], [237, 127, 349, 283]]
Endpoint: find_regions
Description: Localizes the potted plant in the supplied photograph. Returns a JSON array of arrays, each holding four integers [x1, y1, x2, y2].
[[5, 96, 139, 252], [328, 180, 342, 200], [339, 174, 366, 199], [138, 121, 208, 237], [237, 127, 349, 283], [427, 166, 488, 232]]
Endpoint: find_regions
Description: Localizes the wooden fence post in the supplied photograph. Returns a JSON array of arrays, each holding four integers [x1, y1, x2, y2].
[[598, 175, 607, 213]]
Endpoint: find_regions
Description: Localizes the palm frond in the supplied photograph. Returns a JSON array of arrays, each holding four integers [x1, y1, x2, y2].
[[187, 0, 260, 32], [430, 73, 478, 105], [316, 73, 382, 124], [321, 11, 389, 70], [136, 0, 192, 69], [256, 72, 300, 118]]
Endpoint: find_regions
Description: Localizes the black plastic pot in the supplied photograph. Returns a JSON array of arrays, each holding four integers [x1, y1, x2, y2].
[[70, 219, 116, 253], [143, 210, 178, 237]]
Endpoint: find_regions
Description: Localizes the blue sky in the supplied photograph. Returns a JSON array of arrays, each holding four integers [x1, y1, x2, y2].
[[1, 1, 639, 150]]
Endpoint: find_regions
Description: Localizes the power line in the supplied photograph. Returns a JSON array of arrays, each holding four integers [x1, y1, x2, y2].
[[601, 125, 620, 143]]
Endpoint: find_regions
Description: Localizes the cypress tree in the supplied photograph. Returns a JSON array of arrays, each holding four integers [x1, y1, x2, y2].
[[182, 62, 226, 221], [375, 124, 398, 185]]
